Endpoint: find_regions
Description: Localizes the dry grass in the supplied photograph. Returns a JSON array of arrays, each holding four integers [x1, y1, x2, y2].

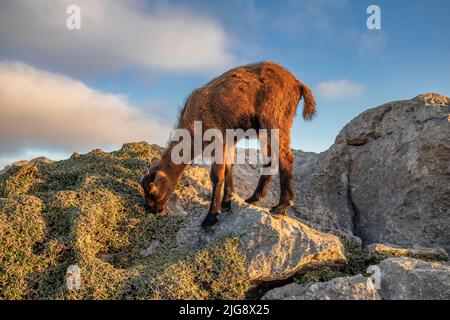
[[0, 142, 249, 300], [294, 240, 368, 285], [150, 238, 249, 300]]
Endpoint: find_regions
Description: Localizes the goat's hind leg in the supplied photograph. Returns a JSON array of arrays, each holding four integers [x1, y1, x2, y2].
[[245, 132, 273, 205], [245, 168, 272, 205], [270, 131, 295, 218]]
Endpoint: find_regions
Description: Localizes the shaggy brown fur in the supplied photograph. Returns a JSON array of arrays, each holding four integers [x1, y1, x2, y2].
[[141, 61, 316, 228]]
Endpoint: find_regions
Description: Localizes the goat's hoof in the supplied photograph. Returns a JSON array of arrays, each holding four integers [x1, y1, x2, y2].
[[245, 196, 259, 205], [221, 201, 232, 212], [201, 214, 219, 230], [269, 206, 287, 218]]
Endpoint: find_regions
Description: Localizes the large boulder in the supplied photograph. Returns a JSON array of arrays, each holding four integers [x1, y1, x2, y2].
[[291, 145, 356, 242], [204, 200, 346, 282], [175, 194, 347, 282], [262, 275, 381, 300], [339, 93, 450, 252], [378, 257, 450, 300], [173, 159, 348, 283], [223, 148, 358, 243], [172, 161, 348, 283], [284, 93, 449, 252]]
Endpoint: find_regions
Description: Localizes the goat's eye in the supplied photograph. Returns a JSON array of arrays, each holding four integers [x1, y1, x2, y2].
[[149, 184, 158, 194]]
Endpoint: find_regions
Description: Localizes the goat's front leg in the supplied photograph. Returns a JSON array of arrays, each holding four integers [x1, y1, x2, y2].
[[221, 164, 234, 212], [201, 163, 225, 229]]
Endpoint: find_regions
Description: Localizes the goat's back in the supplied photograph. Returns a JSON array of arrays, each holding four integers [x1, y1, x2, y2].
[[179, 62, 304, 132]]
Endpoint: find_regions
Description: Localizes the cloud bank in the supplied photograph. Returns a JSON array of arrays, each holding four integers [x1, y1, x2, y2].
[[0, 61, 171, 160], [316, 79, 365, 101], [0, 0, 235, 74]]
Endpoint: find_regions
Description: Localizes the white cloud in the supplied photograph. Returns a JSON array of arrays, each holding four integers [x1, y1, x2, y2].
[[0, 61, 172, 160], [316, 79, 365, 101], [0, 0, 235, 74]]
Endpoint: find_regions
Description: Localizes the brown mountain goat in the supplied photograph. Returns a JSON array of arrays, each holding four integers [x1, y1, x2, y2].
[[141, 61, 316, 228]]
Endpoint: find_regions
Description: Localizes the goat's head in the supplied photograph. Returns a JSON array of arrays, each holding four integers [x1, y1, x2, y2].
[[140, 158, 172, 214]]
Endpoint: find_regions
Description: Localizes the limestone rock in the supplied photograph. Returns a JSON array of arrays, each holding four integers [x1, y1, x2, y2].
[[338, 94, 450, 252], [278, 93, 449, 252], [291, 146, 357, 243], [262, 275, 381, 300], [204, 199, 346, 282], [366, 243, 449, 261], [378, 257, 450, 300]]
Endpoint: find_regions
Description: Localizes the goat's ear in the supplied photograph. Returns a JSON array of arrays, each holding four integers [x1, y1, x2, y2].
[[154, 170, 167, 186]]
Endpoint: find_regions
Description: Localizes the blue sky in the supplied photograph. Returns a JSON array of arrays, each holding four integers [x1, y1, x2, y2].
[[0, 0, 449, 167]]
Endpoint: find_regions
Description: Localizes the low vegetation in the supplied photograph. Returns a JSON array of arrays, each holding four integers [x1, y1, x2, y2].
[[0, 142, 249, 300], [294, 240, 368, 285], [2, 142, 444, 300]]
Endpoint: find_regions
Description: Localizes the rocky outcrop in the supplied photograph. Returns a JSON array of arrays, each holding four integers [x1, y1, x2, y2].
[[285, 93, 450, 252], [253, 93, 449, 299], [339, 94, 450, 252], [262, 275, 381, 300], [378, 257, 450, 300], [204, 199, 346, 282], [291, 145, 357, 243], [1, 93, 448, 299], [173, 184, 347, 282], [366, 243, 449, 261]]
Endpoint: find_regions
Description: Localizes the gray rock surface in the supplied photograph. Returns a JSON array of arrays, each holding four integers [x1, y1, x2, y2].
[[291, 145, 357, 242], [262, 275, 381, 300], [289, 93, 449, 252], [174, 183, 347, 282], [205, 199, 346, 282], [378, 257, 450, 300], [366, 243, 449, 261], [340, 94, 450, 252]]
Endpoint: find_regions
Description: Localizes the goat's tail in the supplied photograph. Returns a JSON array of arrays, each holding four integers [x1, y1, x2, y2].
[[298, 82, 316, 120]]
